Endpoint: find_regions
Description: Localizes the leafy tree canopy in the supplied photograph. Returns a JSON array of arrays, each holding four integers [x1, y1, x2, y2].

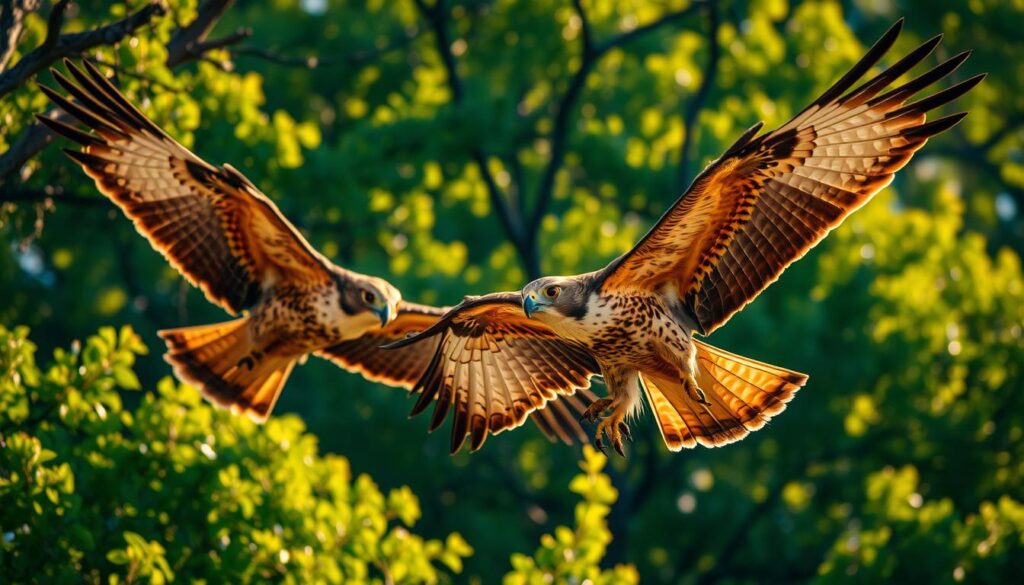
[[1, 0, 1022, 583]]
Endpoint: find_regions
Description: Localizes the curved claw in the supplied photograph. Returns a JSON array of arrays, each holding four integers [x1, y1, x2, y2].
[[595, 416, 628, 458], [619, 423, 632, 443]]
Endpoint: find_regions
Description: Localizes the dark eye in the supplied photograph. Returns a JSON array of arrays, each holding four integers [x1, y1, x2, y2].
[[362, 290, 376, 304], [545, 286, 560, 298]]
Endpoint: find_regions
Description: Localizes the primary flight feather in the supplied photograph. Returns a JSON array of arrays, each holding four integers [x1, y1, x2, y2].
[[388, 20, 984, 456], [39, 59, 599, 443]]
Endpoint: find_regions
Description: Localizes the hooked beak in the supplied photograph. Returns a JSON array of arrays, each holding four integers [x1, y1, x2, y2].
[[374, 303, 392, 327], [522, 292, 546, 318]]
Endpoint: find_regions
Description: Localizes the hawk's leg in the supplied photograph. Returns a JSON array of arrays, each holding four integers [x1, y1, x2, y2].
[[595, 401, 632, 457], [654, 339, 711, 406], [682, 372, 711, 406], [580, 397, 614, 423]]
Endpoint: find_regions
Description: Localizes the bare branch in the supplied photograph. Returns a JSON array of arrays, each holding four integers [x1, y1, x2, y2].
[[414, 0, 537, 275], [528, 0, 598, 236], [40, 0, 69, 53], [677, 1, 720, 191], [0, 0, 166, 100], [0, 0, 42, 72], [572, 0, 595, 57], [231, 28, 419, 69], [0, 109, 70, 183], [165, 0, 240, 67], [596, 0, 707, 56], [531, 1, 705, 236], [416, 0, 462, 101], [0, 186, 107, 207]]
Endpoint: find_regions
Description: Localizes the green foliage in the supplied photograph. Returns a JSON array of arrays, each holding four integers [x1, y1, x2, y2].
[[0, 325, 473, 583], [1, 0, 1022, 583], [505, 447, 638, 585]]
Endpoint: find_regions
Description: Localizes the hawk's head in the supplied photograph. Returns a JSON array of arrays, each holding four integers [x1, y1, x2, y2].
[[345, 275, 402, 327], [521, 276, 589, 323]]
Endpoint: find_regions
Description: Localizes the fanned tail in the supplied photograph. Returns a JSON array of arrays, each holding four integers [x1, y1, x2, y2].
[[641, 340, 807, 451], [159, 318, 295, 422]]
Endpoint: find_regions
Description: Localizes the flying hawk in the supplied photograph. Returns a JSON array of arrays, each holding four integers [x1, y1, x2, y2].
[[39, 60, 595, 444], [388, 20, 983, 455]]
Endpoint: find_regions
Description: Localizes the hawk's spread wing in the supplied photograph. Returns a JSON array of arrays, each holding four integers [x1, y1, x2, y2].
[[319, 300, 598, 447], [39, 60, 332, 314], [600, 20, 982, 334], [384, 293, 601, 453], [317, 302, 448, 389]]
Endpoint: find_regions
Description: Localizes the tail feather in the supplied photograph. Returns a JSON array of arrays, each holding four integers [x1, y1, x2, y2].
[[642, 340, 807, 451], [159, 318, 295, 422]]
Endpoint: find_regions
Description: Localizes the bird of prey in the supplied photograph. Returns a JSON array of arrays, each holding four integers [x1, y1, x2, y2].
[[39, 60, 596, 445], [388, 20, 983, 456]]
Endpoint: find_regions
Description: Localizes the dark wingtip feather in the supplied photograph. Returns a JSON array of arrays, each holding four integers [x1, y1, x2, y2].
[[61, 147, 102, 168], [35, 114, 102, 147], [814, 18, 904, 106], [409, 386, 435, 417], [450, 417, 469, 454], [869, 50, 974, 108], [903, 111, 969, 139], [723, 121, 765, 157], [39, 83, 128, 140]]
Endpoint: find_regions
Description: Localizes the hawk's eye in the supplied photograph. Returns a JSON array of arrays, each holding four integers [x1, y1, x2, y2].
[[545, 286, 560, 299], [362, 290, 377, 305]]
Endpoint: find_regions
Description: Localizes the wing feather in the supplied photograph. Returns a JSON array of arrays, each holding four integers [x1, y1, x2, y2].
[[385, 293, 601, 453], [599, 22, 982, 334], [40, 60, 332, 313]]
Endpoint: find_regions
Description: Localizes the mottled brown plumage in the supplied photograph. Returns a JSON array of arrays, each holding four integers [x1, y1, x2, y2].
[[390, 20, 981, 455], [41, 60, 402, 420], [41, 61, 597, 446], [317, 302, 597, 446]]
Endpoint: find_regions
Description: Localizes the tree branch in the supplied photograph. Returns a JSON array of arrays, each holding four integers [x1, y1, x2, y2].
[[677, 0, 720, 192], [231, 28, 419, 69], [165, 0, 243, 68], [531, 0, 706, 240], [0, 186, 107, 207], [596, 0, 707, 56], [0, 0, 42, 72], [0, 109, 70, 183], [0, 0, 166, 100], [414, 0, 537, 275], [528, 0, 596, 237]]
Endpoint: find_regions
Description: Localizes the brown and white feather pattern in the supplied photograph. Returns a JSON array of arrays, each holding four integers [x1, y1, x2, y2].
[[37, 59, 331, 313], [387, 293, 601, 453], [317, 301, 597, 447], [601, 20, 983, 334]]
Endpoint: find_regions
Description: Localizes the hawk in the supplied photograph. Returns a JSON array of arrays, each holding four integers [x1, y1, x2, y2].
[[39, 60, 595, 444], [388, 20, 983, 455]]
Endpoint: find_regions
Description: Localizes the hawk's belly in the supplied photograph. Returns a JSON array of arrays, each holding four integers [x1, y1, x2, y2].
[[251, 283, 352, 354], [576, 293, 693, 376]]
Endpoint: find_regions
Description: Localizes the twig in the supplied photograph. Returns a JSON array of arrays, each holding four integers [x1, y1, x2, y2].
[[677, 1, 720, 191], [414, 0, 536, 275], [231, 28, 420, 69], [165, 0, 245, 67], [596, 1, 708, 56], [0, 0, 166, 100], [0, 186, 107, 207], [0, 0, 42, 72], [0, 109, 71, 183], [530, 0, 707, 253]]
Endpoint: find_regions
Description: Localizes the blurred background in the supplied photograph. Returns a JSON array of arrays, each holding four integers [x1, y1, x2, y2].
[[2, 0, 1022, 582]]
